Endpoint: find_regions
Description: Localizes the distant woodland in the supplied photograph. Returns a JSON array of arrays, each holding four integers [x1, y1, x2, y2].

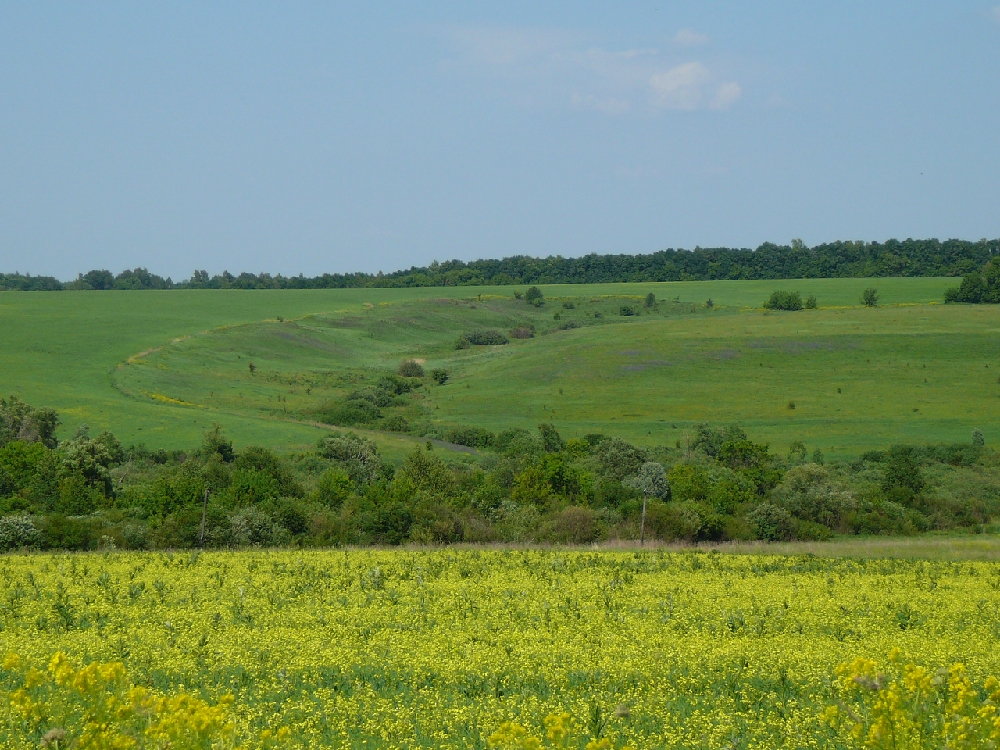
[[3, 237, 998, 291]]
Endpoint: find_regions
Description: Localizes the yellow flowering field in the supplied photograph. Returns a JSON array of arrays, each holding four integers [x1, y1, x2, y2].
[[3, 548, 1000, 748]]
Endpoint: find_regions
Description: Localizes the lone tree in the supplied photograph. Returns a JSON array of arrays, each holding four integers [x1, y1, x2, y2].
[[626, 462, 669, 545], [862, 288, 879, 307], [248, 362, 256, 376], [524, 286, 544, 307]]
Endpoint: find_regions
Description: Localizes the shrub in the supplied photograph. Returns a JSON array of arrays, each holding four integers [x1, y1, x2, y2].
[[973, 428, 985, 447], [667, 463, 709, 503], [544, 506, 599, 544], [538, 423, 564, 453], [644, 292, 656, 308], [747, 502, 794, 541], [562, 301, 575, 309], [862, 287, 879, 307], [445, 427, 495, 449], [317, 432, 382, 484], [461, 329, 509, 346], [804, 294, 817, 309], [313, 397, 382, 426], [524, 286, 544, 306], [313, 467, 352, 509], [39, 514, 96, 550], [619, 305, 635, 317], [763, 291, 803, 311], [0, 515, 42, 551], [398, 359, 424, 378], [431, 369, 449, 384], [230, 506, 288, 547], [381, 415, 410, 433], [509, 327, 534, 339]]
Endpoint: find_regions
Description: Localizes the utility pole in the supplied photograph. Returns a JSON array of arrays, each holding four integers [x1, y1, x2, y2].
[[199, 488, 210, 548], [640, 495, 647, 546]]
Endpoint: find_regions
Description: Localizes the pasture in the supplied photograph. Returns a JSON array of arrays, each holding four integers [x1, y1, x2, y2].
[[0, 276, 988, 457]]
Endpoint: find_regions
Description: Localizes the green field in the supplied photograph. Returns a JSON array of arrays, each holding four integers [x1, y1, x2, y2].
[[1, 276, 990, 457]]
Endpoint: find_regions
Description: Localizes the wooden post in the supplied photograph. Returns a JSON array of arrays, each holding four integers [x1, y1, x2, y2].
[[199, 488, 210, 548], [640, 495, 647, 546]]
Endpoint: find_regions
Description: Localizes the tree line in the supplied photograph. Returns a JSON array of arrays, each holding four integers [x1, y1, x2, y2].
[[2, 394, 997, 552], [3, 237, 998, 292]]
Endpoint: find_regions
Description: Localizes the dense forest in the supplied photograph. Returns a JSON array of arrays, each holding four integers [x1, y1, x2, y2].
[[3, 237, 998, 291], [2, 394, 998, 552]]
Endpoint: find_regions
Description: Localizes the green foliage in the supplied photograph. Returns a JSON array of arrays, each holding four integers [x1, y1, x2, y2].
[[444, 427, 495, 449], [804, 294, 817, 309], [0, 395, 59, 448], [524, 286, 544, 306], [945, 261, 1000, 303], [880, 445, 925, 506], [314, 467, 352, 509], [431, 368, 449, 385], [862, 287, 879, 307], [0, 515, 42, 551], [461, 329, 509, 346], [398, 359, 425, 377], [537, 423, 564, 453], [625, 461, 668, 498], [763, 290, 803, 311], [313, 397, 382, 426], [747, 502, 794, 541]]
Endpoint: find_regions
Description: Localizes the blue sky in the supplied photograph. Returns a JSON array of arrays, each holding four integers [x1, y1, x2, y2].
[[1, 2, 998, 279]]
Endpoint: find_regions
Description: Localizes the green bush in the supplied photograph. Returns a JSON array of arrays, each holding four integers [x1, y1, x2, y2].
[[313, 397, 382, 426], [0, 515, 42, 551], [398, 359, 424, 378], [747, 502, 794, 541], [313, 467, 352, 509], [431, 369, 449, 384], [524, 286, 544, 307], [804, 294, 817, 309], [862, 287, 879, 307], [381, 415, 410, 433], [461, 329, 509, 346], [763, 291, 803, 311]]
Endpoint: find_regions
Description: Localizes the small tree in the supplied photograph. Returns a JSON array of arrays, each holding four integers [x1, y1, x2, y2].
[[862, 288, 879, 307], [973, 428, 985, 447], [248, 362, 256, 376], [804, 294, 817, 309], [431, 369, 449, 385], [524, 286, 544, 306], [644, 292, 656, 308]]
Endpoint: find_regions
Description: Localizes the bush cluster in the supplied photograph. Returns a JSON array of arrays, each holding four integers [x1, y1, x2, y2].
[[2, 396, 998, 550]]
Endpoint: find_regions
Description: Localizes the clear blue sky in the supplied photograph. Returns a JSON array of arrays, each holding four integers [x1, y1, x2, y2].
[[1, 2, 998, 280]]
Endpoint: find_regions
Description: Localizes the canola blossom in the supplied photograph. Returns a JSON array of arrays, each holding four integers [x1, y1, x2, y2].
[[2, 549, 1000, 748]]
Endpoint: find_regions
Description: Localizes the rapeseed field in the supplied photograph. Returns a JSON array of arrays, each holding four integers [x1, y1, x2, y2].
[[2, 548, 1000, 748]]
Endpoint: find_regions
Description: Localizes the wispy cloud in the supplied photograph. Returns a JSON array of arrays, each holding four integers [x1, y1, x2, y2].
[[649, 62, 711, 110], [672, 28, 709, 47], [710, 82, 742, 111], [441, 25, 741, 115]]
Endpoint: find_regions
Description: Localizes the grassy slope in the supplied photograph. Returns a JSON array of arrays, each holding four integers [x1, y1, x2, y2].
[[0, 277, 967, 457]]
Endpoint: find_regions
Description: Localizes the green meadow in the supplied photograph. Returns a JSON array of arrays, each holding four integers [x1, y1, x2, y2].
[[1, 276, 991, 458]]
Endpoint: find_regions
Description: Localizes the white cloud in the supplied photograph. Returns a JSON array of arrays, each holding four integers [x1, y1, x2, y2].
[[649, 62, 711, 110], [441, 26, 740, 115], [710, 82, 742, 110], [672, 28, 709, 47]]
